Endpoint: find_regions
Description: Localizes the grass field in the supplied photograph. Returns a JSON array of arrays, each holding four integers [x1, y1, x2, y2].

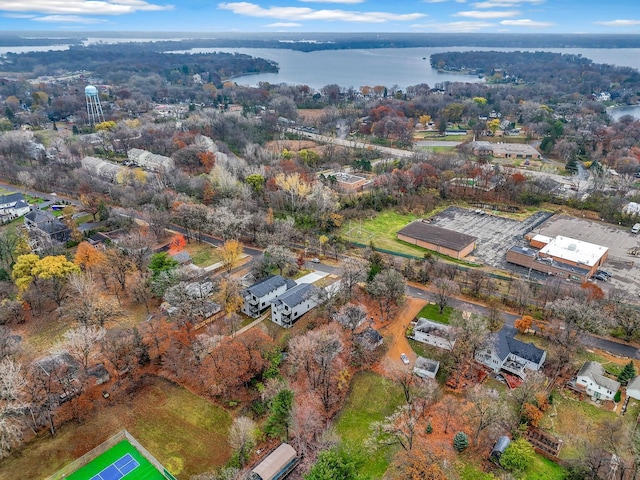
[[415, 303, 453, 324], [183, 242, 221, 267], [1, 376, 232, 480], [65, 439, 167, 480], [341, 210, 425, 256], [335, 371, 405, 479]]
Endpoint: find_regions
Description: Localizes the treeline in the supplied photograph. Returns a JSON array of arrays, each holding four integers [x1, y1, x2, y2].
[[431, 50, 640, 95], [1, 43, 278, 84]]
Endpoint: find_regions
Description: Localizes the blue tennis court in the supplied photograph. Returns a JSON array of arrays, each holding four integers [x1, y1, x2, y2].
[[90, 453, 139, 480]]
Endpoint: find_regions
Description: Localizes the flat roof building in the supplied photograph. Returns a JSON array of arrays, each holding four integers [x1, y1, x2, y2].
[[397, 220, 477, 259]]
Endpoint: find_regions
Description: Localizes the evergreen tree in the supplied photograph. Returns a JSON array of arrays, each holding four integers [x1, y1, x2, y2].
[[618, 361, 636, 385], [264, 389, 293, 439], [453, 432, 469, 452], [304, 448, 361, 480]]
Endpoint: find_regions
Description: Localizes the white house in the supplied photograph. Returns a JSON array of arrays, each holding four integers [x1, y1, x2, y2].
[[626, 376, 640, 401], [242, 275, 296, 318], [0, 193, 30, 222], [413, 356, 440, 379], [575, 361, 620, 402], [271, 283, 318, 328], [475, 326, 546, 379], [411, 318, 455, 351]]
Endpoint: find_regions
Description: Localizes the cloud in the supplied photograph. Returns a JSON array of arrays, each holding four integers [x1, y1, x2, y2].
[[32, 14, 108, 23], [594, 19, 640, 27], [411, 20, 495, 32], [218, 2, 426, 23], [265, 22, 303, 27], [422, 0, 467, 3], [2, 13, 37, 18], [0, 0, 173, 16], [298, 0, 364, 3], [472, 0, 543, 7], [455, 10, 519, 18], [500, 18, 553, 27]]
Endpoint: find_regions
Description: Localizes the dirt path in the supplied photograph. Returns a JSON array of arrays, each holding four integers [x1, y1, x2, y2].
[[377, 297, 427, 367]]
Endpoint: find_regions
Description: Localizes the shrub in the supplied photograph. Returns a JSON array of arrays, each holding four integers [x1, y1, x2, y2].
[[453, 432, 469, 452], [614, 390, 621, 403], [425, 422, 433, 434]]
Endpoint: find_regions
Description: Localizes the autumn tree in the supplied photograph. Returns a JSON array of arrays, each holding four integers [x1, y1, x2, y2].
[[514, 315, 533, 333], [263, 245, 297, 277], [13, 254, 80, 307], [511, 371, 547, 420], [333, 304, 367, 334], [392, 449, 447, 480], [73, 242, 106, 272], [168, 234, 186, 254], [466, 385, 513, 446], [218, 239, 243, 274], [432, 277, 459, 314], [339, 256, 367, 300], [0, 357, 27, 457], [274, 172, 312, 213]]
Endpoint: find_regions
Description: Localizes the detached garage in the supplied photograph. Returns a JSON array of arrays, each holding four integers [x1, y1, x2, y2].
[[397, 221, 477, 259]]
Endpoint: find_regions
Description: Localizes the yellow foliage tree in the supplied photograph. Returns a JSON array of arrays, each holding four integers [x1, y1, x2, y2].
[[31, 255, 80, 281], [95, 121, 117, 131], [215, 277, 244, 315], [275, 172, 311, 212], [12, 254, 40, 292], [419, 115, 431, 125], [219, 239, 243, 274]]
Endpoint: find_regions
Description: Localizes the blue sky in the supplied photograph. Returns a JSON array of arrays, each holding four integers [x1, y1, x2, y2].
[[1, 0, 640, 33]]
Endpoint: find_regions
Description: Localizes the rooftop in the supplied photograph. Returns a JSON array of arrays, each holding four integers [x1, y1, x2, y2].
[[539, 235, 608, 267], [272, 283, 317, 308], [244, 275, 292, 298], [398, 221, 477, 252], [577, 361, 621, 392], [491, 325, 545, 364]]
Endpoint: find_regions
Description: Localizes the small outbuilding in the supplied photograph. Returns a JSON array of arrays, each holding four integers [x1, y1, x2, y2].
[[626, 376, 640, 401], [250, 443, 298, 480], [413, 356, 440, 379], [489, 436, 511, 463]]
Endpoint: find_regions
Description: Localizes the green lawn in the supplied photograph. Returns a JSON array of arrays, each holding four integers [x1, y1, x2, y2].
[[522, 454, 567, 480], [415, 303, 453, 324], [341, 210, 425, 256], [183, 242, 221, 267], [335, 371, 405, 479]]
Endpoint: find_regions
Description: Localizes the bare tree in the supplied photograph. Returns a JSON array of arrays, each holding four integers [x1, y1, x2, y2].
[[0, 358, 27, 457], [367, 269, 405, 322], [332, 304, 367, 334], [60, 325, 106, 371], [466, 385, 512, 447], [432, 277, 459, 314], [368, 402, 424, 452], [229, 416, 257, 467], [339, 257, 367, 300], [511, 371, 547, 419]]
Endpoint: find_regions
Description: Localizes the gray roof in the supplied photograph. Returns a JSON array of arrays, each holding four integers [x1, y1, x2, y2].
[[245, 275, 289, 298], [25, 209, 55, 223], [0, 192, 26, 205], [398, 221, 477, 252], [251, 443, 297, 480], [415, 356, 439, 373], [577, 361, 621, 392], [355, 327, 383, 348], [170, 251, 192, 264], [491, 325, 545, 364], [627, 376, 640, 399], [272, 283, 316, 308], [415, 318, 453, 334]]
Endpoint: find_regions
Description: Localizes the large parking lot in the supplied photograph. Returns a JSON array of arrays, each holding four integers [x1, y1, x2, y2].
[[429, 207, 640, 297], [429, 206, 552, 270]]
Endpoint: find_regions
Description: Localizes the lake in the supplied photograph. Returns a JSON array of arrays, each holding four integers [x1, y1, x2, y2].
[[173, 46, 640, 90]]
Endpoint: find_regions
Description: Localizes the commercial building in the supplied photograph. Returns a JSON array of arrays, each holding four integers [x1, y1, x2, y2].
[[506, 234, 608, 282], [397, 220, 477, 259]]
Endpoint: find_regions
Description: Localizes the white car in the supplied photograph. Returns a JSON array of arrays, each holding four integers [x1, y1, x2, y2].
[[400, 353, 410, 365], [310, 258, 320, 263]]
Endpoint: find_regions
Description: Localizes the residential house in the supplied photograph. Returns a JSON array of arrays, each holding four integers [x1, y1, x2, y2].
[[127, 148, 175, 172], [24, 208, 71, 250], [627, 376, 640, 401], [411, 318, 455, 351], [242, 275, 296, 318], [0, 192, 30, 222], [575, 361, 620, 402], [271, 283, 318, 328], [413, 356, 440, 379], [475, 325, 546, 379]]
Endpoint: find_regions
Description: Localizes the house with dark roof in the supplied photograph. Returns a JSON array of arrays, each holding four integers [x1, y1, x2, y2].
[[475, 325, 546, 379], [354, 327, 383, 350], [271, 283, 318, 328], [24, 208, 71, 250], [411, 318, 455, 351], [242, 275, 297, 318], [0, 192, 30, 222], [397, 220, 477, 259], [574, 361, 620, 401]]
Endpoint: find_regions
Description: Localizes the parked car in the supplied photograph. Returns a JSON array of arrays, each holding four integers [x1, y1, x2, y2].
[[596, 269, 612, 278], [592, 273, 607, 282], [310, 258, 320, 264], [400, 353, 410, 365]]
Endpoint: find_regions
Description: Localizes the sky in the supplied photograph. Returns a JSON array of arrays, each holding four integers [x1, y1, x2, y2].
[[1, 0, 640, 34]]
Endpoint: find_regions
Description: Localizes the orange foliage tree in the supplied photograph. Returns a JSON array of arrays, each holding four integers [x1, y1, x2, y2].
[[522, 402, 544, 427], [514, 315, 533, 333], [74, 242, 106, 272], [168, 234, 186, 254], [581, 282, 605, 301]]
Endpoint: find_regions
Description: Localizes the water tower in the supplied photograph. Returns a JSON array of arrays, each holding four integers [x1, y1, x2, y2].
[[85, 85, 104, 125]]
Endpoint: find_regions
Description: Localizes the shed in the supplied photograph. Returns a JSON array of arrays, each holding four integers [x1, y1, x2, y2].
[[251, 443, 298, 480], [490, 436, 511, 462], [627, 376, 640, 401], [413, 356, 440, 379]]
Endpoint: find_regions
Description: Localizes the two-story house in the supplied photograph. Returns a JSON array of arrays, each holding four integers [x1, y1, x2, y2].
[[0, 192, 30, 222], [24, 209, 71, 250], [575, 361, 620, 402], [475, 325, 546, 379], [242, 275, 296, 318], [271, 283, 318, 328]]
